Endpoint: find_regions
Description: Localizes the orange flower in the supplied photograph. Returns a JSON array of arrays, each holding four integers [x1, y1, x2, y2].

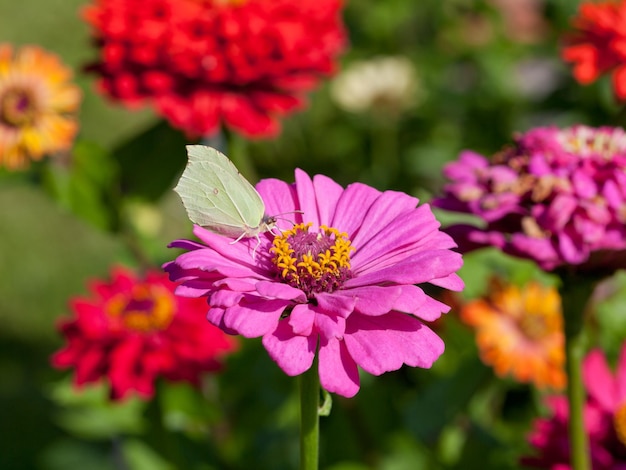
[[461, 280, 566, 390], [0, 44, 81, 169]]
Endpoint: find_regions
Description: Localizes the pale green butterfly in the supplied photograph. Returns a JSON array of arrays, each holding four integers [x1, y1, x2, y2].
[[174, 145, 278, 246]]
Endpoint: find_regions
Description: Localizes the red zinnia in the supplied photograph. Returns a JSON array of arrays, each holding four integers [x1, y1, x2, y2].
[[562, 0, 626, 99], [52, 267, 237, 400], [83, 0, 345, 138]]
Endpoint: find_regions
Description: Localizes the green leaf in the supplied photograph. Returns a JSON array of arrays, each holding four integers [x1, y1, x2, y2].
[[42, 141, 120, 231], [49, 379, 146, 439], [121, 439, 175, 470], [112, 121, 188, 201]]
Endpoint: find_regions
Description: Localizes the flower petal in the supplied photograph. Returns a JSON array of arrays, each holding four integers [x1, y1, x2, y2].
[[314, 292, 355, 318], [318, 337, 360, 397], [256, 178, 300, 230], [346, 249, 463, 288], [216, 295, 290, 338], [330, 182, 381, 238], [313, 173, 344, 226], [344, 312, 444, 375], [583, 348, 618, 411], [289, 304, 316, 336], [295, 169, 320, 229], [263, 320, 317, 376], [256, 281, 307, 301]]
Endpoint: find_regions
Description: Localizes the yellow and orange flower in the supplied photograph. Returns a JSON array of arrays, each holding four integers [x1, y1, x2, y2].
[[0, 44, 81, 170], [461, 280, 566, 390]]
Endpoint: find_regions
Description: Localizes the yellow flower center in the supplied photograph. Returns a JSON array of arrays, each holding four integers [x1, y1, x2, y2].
[[0, 87, 39, 127], [516, 285, 562, 341], [271, 223, 354, 298], [518, 308, 559, 341], [615, 402, 626, 448], [105, 284, 176, 333]]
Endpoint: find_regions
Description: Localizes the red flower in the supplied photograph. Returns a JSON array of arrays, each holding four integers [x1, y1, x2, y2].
[[83, 0, 345, 138], [562, 0, 626, 98], [52, 267, 237, 400]]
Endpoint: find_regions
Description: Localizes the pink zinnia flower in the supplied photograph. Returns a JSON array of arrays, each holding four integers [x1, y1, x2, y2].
[[83, 0, 345, 138], [433, 125, 626, 272], [522, 343, 626, 469], [52, 267, 237, 400], [165, 170, 464, 397]]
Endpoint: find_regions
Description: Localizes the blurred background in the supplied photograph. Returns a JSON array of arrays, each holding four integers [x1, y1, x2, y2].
[[2, 0, 626, 469]]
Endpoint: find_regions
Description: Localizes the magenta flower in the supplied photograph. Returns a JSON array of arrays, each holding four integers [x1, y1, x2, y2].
[[522, 344, 626, 469], [433, 125, 626, 272], [165, 170, 463, 397]]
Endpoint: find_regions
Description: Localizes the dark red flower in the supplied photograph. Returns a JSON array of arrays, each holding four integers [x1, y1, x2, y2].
[[83, 0, 345, 138], [51, 267, 237, 400], [562, 1, 626, 99]]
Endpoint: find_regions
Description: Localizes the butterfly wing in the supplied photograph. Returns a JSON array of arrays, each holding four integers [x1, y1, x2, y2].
[[174, 145, 266, 237]]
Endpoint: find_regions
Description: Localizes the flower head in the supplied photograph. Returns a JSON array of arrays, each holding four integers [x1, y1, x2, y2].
[[165, 169, 464, 397], [562, 0, 626, 99], [83, 0, 345, 138], [461, 279, 565, 390], [523, 344, 626, 469], [0, 44, 81, 170], [433, 125, 626, 272], [330, 56, 418, 117], [52, 267, 237, 400]]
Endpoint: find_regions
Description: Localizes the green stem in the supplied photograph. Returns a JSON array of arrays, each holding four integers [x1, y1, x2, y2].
[[559, 276, 595, 470], [300, 355, 320, 470]]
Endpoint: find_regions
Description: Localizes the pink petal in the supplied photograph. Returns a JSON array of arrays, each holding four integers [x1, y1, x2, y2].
[[318, 337, 360, 397], [352, 206, 442, 272], [289, 304, 316, 336], [347, 190, 420, 250], [218, 296, 289, 338], [313, 173, 344, 226], [256, 178, 300, 231], [174, 249, 262, 279], [315, 311, 346, 341], [262, 320, 317, 376], [330, 182, 381, 238], [174, 277, 221, 297], [344, 312, 444, 376], [213, 278, 258, 292], [392, 285, 451, 321], [193, 225, 273, 270], [331, 286, 403, 316], [295, 169, 320, 229], [314, 292, 355, 318], [256, 281, 307, 301], [429, 272, 465, 291], [583, 348, 617, 411], [346, 249, 463, 288]]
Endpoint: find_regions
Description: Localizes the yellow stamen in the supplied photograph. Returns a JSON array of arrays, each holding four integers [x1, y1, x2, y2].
[[270, 223, 354, 296], [106, 284, 175, 332]]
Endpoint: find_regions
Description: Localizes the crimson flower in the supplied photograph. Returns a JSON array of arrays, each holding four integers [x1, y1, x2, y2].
[[83, 0, 345, 138], [562, 0, 626, 99], [522, 344, 626, 469], [165, 169, 464, 398], [433, 125, 626, 272], [52, 267, 237, 400]]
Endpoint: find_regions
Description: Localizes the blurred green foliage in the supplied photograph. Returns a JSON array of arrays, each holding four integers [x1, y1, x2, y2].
[[1, 0, 625, 469]]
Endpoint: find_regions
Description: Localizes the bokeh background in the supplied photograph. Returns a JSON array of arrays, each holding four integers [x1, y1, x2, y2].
[[2, 0, 626, 469]]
